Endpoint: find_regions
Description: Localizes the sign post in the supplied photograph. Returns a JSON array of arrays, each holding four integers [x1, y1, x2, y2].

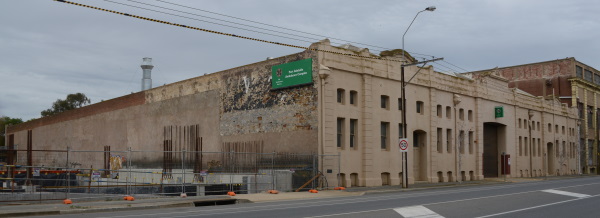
[[399, 138, 409, 188]]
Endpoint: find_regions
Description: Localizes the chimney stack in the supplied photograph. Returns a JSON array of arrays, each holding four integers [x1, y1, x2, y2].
[[141, 57, 153, 91]]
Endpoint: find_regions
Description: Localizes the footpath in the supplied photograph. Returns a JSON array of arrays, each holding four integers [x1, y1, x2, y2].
[[0, 176, 586, 217]]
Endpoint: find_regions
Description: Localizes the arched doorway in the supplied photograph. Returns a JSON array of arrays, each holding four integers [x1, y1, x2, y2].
[[483, 122, 506, 178], [547, 142, 554, 175], [413, 130, 427, 181]]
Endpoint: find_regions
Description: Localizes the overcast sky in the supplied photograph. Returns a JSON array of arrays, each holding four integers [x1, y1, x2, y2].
[[1, 0, 598, 121]]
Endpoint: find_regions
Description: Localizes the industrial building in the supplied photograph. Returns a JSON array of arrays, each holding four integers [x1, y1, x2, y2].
[[468, 58, 598, 174], [6, 39, 580, 187]]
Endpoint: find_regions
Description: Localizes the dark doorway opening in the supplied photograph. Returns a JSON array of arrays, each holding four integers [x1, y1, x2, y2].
[[483, 123, 505, 178]]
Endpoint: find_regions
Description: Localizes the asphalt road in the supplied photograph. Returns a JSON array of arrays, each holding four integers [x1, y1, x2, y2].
[[45, 176, 600, 218]]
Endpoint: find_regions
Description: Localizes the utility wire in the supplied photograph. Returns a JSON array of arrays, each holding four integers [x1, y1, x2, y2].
[[103, 0, 314, 44], [54, 0, 403, 62], [123, 0, 324, 43]]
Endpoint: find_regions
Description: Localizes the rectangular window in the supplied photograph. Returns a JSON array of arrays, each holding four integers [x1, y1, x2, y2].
[[381, 95, 389, 109], [468, 110, 473, 121], [532, 138, 536, 156], [468, 131, 474, 154], [447, 129, 452, 153], [524, 137, 528, 156], [398, 98, 403, 110], [437, 105, 442, 118], [381, 122, 389, 150], [518, 118, 522, 128], [337, 89, 345, 104], [524, 119, 528, 129], [446, 106, 451, 119], [585, 69, 593, 81], [459, 130, 465, 154], [416, 101, 424, 114], [349, 119, 357, 148], [459, 109, 464, 120], [519, 136, 522, 156], [538, 139, 541, 157], [398, 123, 404, 138], [350, 91, 357, 105], [595, 74, 600, 85], [437, 128, 443, 153], [587, 106, 593, 127], [576, 66, 583, 78], [531, 121, 535, 130], [337, 118, 345, 148]]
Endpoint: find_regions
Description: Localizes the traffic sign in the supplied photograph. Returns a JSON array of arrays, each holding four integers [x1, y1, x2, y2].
[[398, 138, 409, 152]]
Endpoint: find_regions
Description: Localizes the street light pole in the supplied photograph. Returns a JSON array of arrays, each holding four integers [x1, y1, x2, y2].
[[401, 6, 436, 189]]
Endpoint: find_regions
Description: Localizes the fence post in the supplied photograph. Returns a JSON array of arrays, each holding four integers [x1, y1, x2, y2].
[[66, 146, 71, 200], [338, 152, 341, 188], [181, 148, 186, 195], [312, 154, 316, 190], [271, 152, 275, 191], [127, 147, 132, 196]]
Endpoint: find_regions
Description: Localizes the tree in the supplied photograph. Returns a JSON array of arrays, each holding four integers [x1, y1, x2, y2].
[[41, 93, 91, 117], [0, 116, 24, 147]]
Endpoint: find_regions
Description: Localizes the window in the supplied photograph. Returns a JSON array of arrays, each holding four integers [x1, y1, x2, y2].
[[381, 122, 389, 150], [589, 106, 594, 128], [538, 138, 542, 157], [468, 110, 473, 121], [398, 98, 403, 110], [585, 69, 593, 82], [416, 101, 424, 114], [562, 126, 565, 134], [350, 91, 357, 105], [437, 105, 442, 117], [437, 128, 443, 153], [446, 129, 452, 153], [446, 106, 451, 119], [459, 109, 464, 120], [548, 123, 552, 132], [531, 121, 535, 130], [337, 118, 345, 148], [555, 124, 559, 133], [468, 131, 474, 154], [381, 95, 389, 109], [576, 66, 583, 78], [519, 136, 522, 156], [524, 119, 528, 129], [518, 119, 522, 128], [459, 130, 465, 154], [537, 122, 540, 131], [524, 137, 528, 156], [337, 89, 345, 104], [398, 123, 404, 138], [595, 74, 600, 85], [350, 119, 357, 148]]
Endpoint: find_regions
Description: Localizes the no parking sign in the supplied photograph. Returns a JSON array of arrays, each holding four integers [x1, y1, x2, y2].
[[398, 138, 409, 152]]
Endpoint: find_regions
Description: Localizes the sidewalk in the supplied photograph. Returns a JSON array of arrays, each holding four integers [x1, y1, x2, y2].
[[0, 176, 587, 217]]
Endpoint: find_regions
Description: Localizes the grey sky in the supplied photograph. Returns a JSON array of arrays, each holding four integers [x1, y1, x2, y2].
[[1, 0, 598, 120]]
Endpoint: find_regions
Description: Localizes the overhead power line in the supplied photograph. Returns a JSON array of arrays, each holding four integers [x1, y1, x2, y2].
[[54, 0, 403, 62]]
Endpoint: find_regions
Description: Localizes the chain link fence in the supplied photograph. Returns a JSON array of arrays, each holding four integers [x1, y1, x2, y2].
[[0, 147, 339, 203]]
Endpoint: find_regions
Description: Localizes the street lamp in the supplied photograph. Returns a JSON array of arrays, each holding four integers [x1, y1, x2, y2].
[[400, 6, 436, 189]]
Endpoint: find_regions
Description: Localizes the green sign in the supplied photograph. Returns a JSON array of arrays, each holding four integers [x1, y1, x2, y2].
[[495, 106, 504, 118], [271, 58, 313, 89]]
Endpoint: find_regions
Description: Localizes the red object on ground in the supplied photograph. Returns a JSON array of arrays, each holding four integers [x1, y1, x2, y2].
[[63, 199, 72, 204]]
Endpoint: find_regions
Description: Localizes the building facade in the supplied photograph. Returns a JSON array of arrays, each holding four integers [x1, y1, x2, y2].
[[468, 58, 598, 174], [6, 40, 580, 187]]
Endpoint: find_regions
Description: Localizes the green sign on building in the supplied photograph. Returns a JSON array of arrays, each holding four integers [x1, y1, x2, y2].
[[495, 106, 504, 118], [271, 58, 313, 90]]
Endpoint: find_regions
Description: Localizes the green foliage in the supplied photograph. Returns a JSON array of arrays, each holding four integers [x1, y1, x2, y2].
[[0, 116, 23, 147], [41, 93, 91, 117]]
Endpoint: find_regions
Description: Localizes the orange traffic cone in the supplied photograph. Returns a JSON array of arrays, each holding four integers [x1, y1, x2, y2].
[[227, 191, 236, 196]]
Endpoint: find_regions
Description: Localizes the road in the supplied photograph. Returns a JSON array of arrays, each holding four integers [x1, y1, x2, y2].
[[46, 176, 600, 218]]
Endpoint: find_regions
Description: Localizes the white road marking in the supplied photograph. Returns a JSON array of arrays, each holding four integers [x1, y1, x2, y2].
[[476, 194, 599, 218], [542, 189, 590, 198], [394, 205, 444, 218]]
